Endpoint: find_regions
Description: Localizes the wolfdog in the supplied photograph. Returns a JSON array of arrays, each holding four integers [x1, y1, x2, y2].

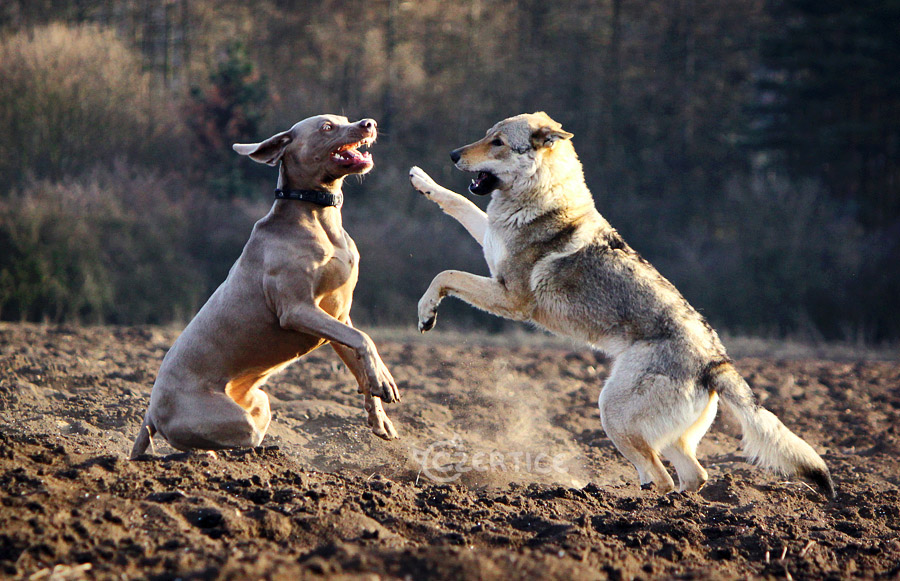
[[408, 112, 833, 496]]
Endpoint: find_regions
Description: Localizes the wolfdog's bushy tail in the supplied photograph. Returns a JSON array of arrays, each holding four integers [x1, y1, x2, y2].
[[711, 363, 835, 498]]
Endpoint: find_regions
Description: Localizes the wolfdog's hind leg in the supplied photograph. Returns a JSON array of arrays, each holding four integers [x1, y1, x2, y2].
[[599, 367, 678, 492], [608, 431, 675, 492], [662, 391, 718, 492], [662, 440, 708, 492], [600, 402, 675, 490]]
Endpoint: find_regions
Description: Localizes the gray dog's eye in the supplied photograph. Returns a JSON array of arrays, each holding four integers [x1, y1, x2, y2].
[[491, 138, 503, 146], [322, 122, 333, 131]]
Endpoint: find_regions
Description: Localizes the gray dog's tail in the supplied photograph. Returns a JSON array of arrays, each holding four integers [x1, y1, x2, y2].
[[129, 412, 156, 460], [710, 362, 835, 498]]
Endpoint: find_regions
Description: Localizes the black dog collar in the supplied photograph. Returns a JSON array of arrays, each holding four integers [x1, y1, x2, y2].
[[275, 188, 343, 207]]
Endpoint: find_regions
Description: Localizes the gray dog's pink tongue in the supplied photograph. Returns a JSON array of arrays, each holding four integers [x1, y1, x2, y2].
[[331, 147, 371, 166], [330, 137, 374, 167]]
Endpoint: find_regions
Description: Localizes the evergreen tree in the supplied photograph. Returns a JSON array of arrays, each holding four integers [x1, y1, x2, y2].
[[186, 41, 270, 199]]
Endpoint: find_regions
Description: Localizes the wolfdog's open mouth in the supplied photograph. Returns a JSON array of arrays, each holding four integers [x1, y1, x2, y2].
[[468, 171, 499, 195], [330, 137, 374, 168]]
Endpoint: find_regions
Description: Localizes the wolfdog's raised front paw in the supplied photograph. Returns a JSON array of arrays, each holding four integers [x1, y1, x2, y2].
[[409, 166, 439, 197], [419, 312, 436, 333], [417, 294, 440, 333]]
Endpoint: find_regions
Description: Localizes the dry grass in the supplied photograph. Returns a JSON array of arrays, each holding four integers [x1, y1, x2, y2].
[[0, 23, 181, 186]]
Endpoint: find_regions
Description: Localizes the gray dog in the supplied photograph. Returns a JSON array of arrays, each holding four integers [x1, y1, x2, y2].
[[131, 115, 399, 459]]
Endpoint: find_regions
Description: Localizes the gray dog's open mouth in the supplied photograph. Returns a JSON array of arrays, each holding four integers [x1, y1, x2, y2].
[[330, 137, 374, 167], [468, 171, 499, 195]]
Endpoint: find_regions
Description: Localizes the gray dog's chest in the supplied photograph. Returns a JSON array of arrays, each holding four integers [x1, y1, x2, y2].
[[315, 236, 359, 297]]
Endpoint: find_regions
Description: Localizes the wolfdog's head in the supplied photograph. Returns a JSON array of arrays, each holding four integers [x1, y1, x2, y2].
[[449, 112, 574, 196]]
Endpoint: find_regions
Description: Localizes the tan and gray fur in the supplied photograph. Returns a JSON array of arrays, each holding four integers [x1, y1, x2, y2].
[[408, 112, 834, 496], [130, 115, 400, 459]]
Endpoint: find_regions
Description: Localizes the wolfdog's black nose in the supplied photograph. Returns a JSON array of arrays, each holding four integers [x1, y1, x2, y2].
[[359, 118, 376, 130], [450, 149, 461, 163]]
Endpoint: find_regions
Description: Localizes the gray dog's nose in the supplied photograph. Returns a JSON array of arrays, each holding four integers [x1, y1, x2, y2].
[[359, 118, 377, 131], [450, 149, 461, 163]]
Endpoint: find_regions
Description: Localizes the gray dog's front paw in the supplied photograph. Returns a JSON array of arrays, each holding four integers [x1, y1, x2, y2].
[[359, 341, 401, 404], [368, 366, 401, 404], [365, 395, 399, 440], [369, 413, 399, 440], [372, 381, 401, 404]]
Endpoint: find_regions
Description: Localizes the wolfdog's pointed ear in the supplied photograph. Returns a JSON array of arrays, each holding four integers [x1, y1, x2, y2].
[[530, 115, 574, 150], [233, 130, 293, 165]]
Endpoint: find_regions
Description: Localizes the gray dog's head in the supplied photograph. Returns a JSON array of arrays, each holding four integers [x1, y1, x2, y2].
[[234, 115, 377, 189]]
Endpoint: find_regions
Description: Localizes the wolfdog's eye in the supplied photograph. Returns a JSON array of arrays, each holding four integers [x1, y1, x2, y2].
[[491, 138, 503, 146], [322, 122, 333, 131]]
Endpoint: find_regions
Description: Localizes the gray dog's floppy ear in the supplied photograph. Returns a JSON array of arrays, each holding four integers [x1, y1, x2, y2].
[[530, 113, 574, 150], [233, 130, 293, 165]]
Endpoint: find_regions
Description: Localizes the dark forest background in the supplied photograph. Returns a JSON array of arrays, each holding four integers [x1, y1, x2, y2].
[[1, 0, 898, 342]]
